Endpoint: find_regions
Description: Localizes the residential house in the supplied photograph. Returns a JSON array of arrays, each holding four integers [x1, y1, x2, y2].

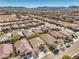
[[0, 32, 11, 42], [32, 27, 43, 34], [11, 24, 19, 29], [22, 29, 34, 38], [50, 31, 67, 39], [59, 30, 73, 38], [2, 26, 10, 31], [29, 37, 49, 58], [59, 30, 73, 42], [0, 44, 13, 59], [19, 24, 26, 29], [40, 34, 57, 46], [14, 38, 33, 59]]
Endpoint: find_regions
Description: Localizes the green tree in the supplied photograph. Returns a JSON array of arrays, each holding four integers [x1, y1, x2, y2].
[[11, 34, 21, 42], [16, 14, 21, 19], [64, 37, 68, 44], [62, 55, 72, 59], [0, 32, 5, 37], [27, 32, 39, 39], [50, 43, 57, 50]]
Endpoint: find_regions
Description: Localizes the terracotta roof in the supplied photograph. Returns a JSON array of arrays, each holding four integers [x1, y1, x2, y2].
[[50, 31, 66, 38], [23, 29, 34, 37], [40, 34, 57, 46], [0, 44, 13, 59], [59, 30, 72, 36], [0, 14, 18, 21], [14, 38, 32, 53], [29, 37, 45, 52]]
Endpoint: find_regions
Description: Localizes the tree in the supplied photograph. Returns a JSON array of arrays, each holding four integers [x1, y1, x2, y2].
[[62, 55, 72, 59], [50, 43, 57, 50], [16, 14, 21, 19], [27, 32, 39, 39], [64, 37, 68, 44], [11, 34, 21, 42], [0, 32, 4, 37]]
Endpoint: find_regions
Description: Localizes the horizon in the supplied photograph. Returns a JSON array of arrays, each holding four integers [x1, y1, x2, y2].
[[0, 6, 79, 8], [0, 0, 79, 8]]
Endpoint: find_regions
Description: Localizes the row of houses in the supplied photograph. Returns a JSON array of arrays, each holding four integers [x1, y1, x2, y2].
[[0, 20, 45, 32], [0, 38, 33, 59], [0, 23, 75, 43], [29, 14, 79, 32], [0, 14, 18, 22], [0, 26, 76, 59], [0, 14, 77, 59]]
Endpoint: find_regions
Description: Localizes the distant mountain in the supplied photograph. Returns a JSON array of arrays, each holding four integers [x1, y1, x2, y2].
[[69, 6, 79, 8], [37, 6, 66, 9], [38, 6, 66, 8], [0, 6, 26, 8]]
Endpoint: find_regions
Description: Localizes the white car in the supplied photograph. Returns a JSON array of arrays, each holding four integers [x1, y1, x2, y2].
[[65, 43, 70, 48]]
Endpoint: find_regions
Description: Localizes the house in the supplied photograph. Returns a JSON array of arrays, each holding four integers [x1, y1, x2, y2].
[[40, 34, 57, 46], [12, 30, 24, 37], [22, 29, 34, 38], [0, 32, 11, 42], [0, 14, 18, 21], [45, 22, 59, 30], [50, 31, 67, 39], [12, 30, 23, 37], [59, 30, 73, 37], [17, 30, 24, 37], [65, 28, 74, 34], [0, 44, 13, 59], [59, 30, 73, 42], [26, 23, 32, 27], [14, 38, 33, 59], [29, 37, 49, 58], [3, 22, 10, 26], [2, 26, 10, 30], [41, 25, 49, 32], [11, 24, 19, 29], [19, 24, 26, 29], [32, 27, 43, 34], [31, 22, 38, 26]]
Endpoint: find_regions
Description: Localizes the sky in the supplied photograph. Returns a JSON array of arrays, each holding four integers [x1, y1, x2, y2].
[[0, 0, 79, 8]]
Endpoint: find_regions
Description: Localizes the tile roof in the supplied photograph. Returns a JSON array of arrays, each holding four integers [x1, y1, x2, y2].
[[40, 34, 57, 46], [0, 44, 13, 59], [29, 37, 45, 52], [14, 38, 32, 53]]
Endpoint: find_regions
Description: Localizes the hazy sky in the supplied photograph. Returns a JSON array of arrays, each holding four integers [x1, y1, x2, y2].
[[0, 0, 79, 7]]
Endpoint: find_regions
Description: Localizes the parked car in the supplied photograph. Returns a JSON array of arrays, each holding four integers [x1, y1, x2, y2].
[[65, 43, 70, 48]]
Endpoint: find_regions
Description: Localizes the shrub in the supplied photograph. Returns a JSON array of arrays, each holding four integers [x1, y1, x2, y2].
[[11, 34, 21, 42], [16, 14, 21, 19], [64, 37, 68, 44], [50, 43, 57, 50], [0, 32, 5, 37], [62, 55, 72, 59], [27, 32, 39, 39]]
